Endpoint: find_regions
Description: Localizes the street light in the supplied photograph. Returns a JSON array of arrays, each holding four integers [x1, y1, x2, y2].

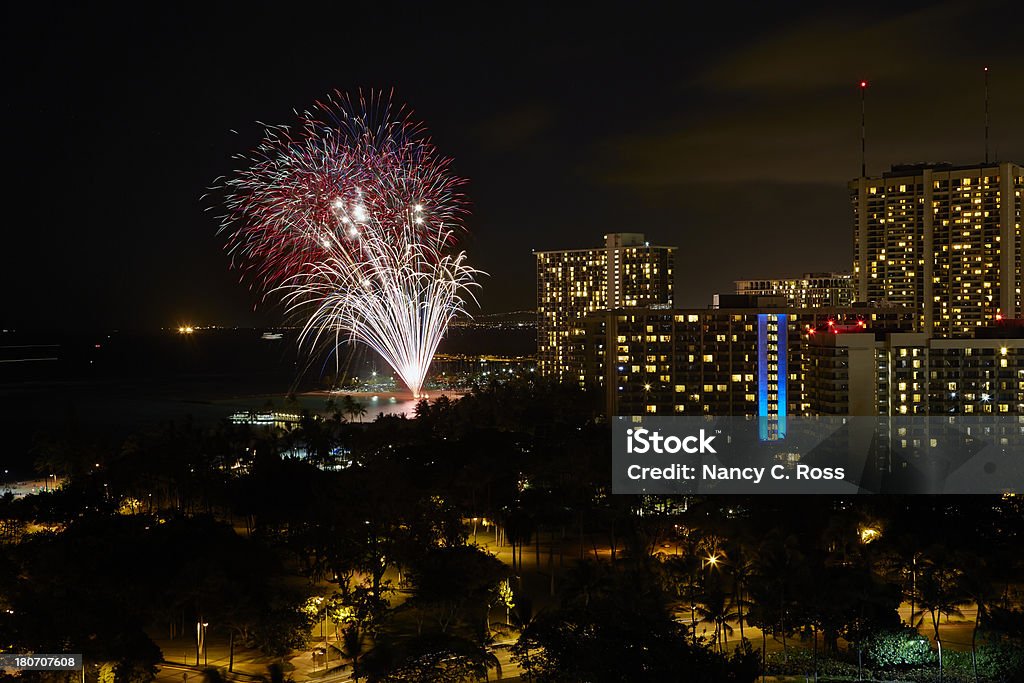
[[196, 621, 208, 666], [317, 597, 325, 641]]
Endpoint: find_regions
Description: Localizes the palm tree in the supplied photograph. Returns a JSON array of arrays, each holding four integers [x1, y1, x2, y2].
[[750, 532, 805, 663], [662, 554, 703, 646], [910, 547, 969, 683], [745, 599, 772, 683], [338, 625, 368, 682], [726, 543, 756, 642], [324, 397, 343, 421], [957, 555, 995, 683], [341, 395, 358, 422], [696, 577, 739, 653], [341, 395, 367, 422]]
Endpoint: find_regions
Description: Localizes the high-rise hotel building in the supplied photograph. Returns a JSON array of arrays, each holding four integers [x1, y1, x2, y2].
[[536, 233, 675, 379], [850, 161, 1023, 337], [572, 299, 914, 420], [804, 323, 1024, 417]]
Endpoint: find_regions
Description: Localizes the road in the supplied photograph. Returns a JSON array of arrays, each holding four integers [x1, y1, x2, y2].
[[152, 525, 981, 681]]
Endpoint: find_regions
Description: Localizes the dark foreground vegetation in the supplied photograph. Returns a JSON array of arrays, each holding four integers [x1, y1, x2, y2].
[[1, 379, 1022, 682]]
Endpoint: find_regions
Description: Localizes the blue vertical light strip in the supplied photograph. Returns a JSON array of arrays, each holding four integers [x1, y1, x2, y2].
[[757, 314, 768, 440], [777, 314, 788, 439]]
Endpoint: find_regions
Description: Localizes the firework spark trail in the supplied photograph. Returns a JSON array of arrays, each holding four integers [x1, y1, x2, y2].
[[216, 91, 481, 397], [289, 221, 480, 397], [220, 92, 465, 289]]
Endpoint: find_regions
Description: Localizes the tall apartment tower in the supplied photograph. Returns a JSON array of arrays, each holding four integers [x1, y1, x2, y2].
[[536, 233, 675, 380], [850, 161, 1023, 337]]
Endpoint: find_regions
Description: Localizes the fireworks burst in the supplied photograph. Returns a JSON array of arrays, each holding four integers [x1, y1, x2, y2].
[[214, 91, 481, 397]]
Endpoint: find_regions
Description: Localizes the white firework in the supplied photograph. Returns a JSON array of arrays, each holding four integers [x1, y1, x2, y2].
[[282, 203, 480, 398]]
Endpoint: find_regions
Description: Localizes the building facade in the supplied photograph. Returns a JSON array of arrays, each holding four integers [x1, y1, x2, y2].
[[804, 322, 1024, 416], [850, 161, 1023, 337], [535, 233, 674, 379], [573, 300, 914, 418], [734, 272, 855, 308]]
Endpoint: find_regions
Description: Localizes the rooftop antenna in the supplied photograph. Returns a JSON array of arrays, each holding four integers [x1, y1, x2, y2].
[[859, 80, 868, 177], [984, 67, 990, 164]]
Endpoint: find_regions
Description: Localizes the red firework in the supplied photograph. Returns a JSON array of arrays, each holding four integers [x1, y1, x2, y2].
[[215, 90, 467, 294]]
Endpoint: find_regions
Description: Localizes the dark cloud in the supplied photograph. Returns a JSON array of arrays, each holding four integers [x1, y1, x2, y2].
[[700, 3, 975, 90], [594, 2, 1024, 186]]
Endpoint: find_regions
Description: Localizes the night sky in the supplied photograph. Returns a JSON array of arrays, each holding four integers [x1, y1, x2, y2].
[[4, 2, 1022, 331]]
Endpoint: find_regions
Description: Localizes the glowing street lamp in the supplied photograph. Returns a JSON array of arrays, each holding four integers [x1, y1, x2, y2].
[[196, 621, 209, 666]]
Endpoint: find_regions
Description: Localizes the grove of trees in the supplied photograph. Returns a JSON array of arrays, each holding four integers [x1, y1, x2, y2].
[[1, 378, 1022, 682]]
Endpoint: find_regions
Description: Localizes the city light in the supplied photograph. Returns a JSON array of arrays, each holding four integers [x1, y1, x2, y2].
[[7, 12, 1024, 683], [858, 525, 882, 544]]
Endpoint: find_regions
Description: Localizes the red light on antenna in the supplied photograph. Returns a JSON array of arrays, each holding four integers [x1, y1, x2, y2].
[[859, 80, 868, 88]]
